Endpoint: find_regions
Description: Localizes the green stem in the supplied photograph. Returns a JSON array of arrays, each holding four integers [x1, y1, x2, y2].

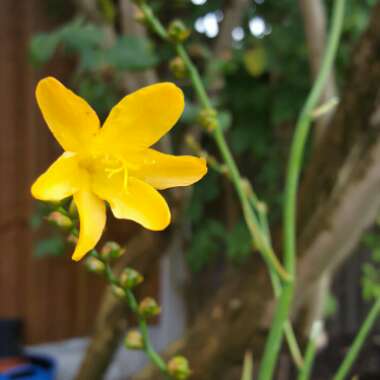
[[140, 3, 168, 40], [333, 297, 380, 380], [297, 321, 321, 380], [267, 261, 304, 368], [256, 211, 303, 369], [135, 0, 310, 369], [103, 260, 170, 377], [138, 1, 290, 283], [258, 0, 346, 378], [125, 288, 168, 373]]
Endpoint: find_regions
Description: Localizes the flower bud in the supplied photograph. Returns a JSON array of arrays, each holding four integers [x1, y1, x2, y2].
[[198, 108, 218, 132], [67, 233, 78, 245], [100, 241, 125, 261], [120, 268, 144, 289], [133, 8, 146, 23], [185, 134, 199, 150], [85, 256, 106, 275], [124, 330, 144, 350], [168, 356, 191, 380], [167, 20, 191, 43], [169, 57, 188, 79], [138, 297, 161, 318], [46, 211, 73, 229], [111, 285, 125, 299]]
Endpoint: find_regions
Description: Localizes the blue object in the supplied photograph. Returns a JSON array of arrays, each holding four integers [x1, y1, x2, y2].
[[0, 320, 22, 358], [0, 355, 56, 380]]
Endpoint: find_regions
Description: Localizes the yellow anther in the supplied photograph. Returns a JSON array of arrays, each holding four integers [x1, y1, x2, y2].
[[105, 167, 123, 178]]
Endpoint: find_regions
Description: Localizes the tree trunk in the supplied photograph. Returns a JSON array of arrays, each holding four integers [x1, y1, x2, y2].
[[134, 4, 380, 379]]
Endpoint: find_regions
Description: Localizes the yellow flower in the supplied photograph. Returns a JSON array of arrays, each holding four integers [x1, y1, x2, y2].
[[31, 77, 207, 261]]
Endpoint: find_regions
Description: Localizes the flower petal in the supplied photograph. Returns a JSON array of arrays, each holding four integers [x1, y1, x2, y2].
[[92, 172, 170, 231], [31, 153, 84, 201], [72, 191, 106, 261], [98, 83, 184, 151], [130, 149, 207, 190], [36, 77, 100, 152]]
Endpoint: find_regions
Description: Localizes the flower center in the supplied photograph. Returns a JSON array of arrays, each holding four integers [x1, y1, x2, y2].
[[79, 153, 134, 190]]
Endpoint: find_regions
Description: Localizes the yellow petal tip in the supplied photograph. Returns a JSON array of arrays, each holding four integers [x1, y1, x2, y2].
[[71, 249, 85, 262]]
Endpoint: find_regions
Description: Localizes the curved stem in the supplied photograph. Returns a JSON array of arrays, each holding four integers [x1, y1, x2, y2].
[[143, 6, 290, 282], [333, 297, 380, 380], [258, 0, 346, 378]]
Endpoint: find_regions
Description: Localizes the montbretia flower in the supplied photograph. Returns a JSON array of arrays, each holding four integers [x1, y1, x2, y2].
[[31, 77, 207, 261]]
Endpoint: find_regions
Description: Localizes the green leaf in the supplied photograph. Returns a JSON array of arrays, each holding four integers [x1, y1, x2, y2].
[[78, 48, 105, 72], [59, 19, 104, 51], [187, 220, 225, 272], [324, 292, 338, 318], [34, 236, 65, 258], [106, 36, 158, 71], [29, 33, 60, 66], [218, 110, 232, 131], [226, 221, 252, 262], [188, 171, 220, 223], [182, 102, 200, 124]]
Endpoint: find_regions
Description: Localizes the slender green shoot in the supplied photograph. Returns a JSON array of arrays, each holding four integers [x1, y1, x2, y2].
[[333, 297, 380, 380], [258, 0, 346, 378]]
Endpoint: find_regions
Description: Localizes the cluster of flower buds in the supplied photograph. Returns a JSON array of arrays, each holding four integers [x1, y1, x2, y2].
[[111, 267, 144, 302], [100, 241, 125, 261], [169, 57, 188, 79], [167, 20, 191, 43], [168, 356, 191, 380], [83, 241, 125, 276], [124, 329, 144, 350], [138, 297, 161, 318], [198, 108, 218, 132]]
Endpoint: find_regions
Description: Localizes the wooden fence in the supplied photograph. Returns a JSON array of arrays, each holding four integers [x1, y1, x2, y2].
[[0, 0, 106, 344]]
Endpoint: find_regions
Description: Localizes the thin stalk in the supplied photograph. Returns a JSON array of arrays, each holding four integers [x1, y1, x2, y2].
[[125, 288, 168, 373], [133, 0, 309, 367], [103, 260, 170, 377], [256, 200, 303, 369], [187, 114, 303, 364], [297, 321, 321, 380], [333, 297, 380, 380], [138, 1, 290, 283], [258, 0, 346, 378]]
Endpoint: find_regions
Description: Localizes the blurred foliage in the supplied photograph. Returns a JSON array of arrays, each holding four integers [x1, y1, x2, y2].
[[30, 0, 375, 272], [30, 18, 158, 71], [30, 202, 67, 258], [361, 229, 380, 301], [324, 291, 338, 319]]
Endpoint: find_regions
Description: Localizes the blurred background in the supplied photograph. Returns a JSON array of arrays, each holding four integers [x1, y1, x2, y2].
[[1, 0, 380, 379]]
